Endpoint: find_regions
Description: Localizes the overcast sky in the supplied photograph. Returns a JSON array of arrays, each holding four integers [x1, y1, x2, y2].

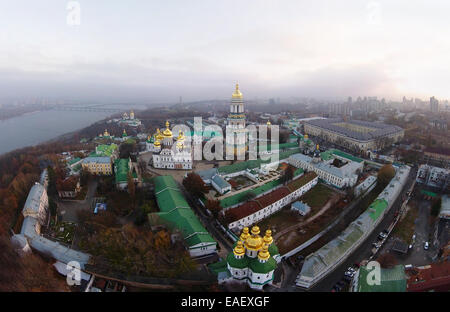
[[1, 0, 449, 103]]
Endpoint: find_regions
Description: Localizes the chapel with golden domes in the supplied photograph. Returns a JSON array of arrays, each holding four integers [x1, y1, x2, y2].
[[149, 120, 193, 170], [225, 225, 279, 290]]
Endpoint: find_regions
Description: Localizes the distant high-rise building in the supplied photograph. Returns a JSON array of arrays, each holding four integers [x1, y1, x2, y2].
[[430, 96, 439, 113]]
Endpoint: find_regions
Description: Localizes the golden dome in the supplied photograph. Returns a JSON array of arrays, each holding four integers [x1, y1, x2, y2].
[[232, 83, 243, 99], [177, 130, 185, 141], [104, 129, 109, 136], [245, 226, 264, 251], [267, 121, 271, 126], [263, 229, 273, 245], [163, 121, 173, 137], [304, 133, 308, 139], [233, 240, 246, 257], [155, 128, 164, 141], [240, 227, 250, 241], [251, 226, 260, 236], [154, 140, 161, 147], [257, 244, 270, 261]]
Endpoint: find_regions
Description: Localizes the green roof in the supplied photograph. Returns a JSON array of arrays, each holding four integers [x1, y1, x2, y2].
[[367, 198, 389, 221], [420, 189, 438, 197], [357, 265, 406, 292], [257, 142, 298, 152], [226, 253, 250, 269], [154, 175, 179, 193], [185, 232, 217, 246], [219, 168, 304, 209], [329, 149, 364, 163], [95, 144, 118, 157], [268, 243, 279, 256], [158, 207, 208, 239], [150, 175, 216, 249], [248, 257, 277, 274], [208, 260, 228, 275], [114, 158, 130, 184], [320, 150, 334, 161], [156, 188, 190, 213], [68, 157, 81, 165], [220, 178, 283, 208]]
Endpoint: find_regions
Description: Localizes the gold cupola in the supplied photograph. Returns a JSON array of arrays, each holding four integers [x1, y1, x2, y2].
[[304, 133, 308, 140], [240, 227, 250, 242], [177, 130, 185, 141], [263, 229, 273, 246], [163, 121, 173, 137], [257, 244, 271, 262], [232, 83, 243, 99], [244, 226, 264, 251], [233, 240, 246, 257], [267, 121, 271, 126], [155, 128, 164, 141], [154, 139, 161, 147], [104, 129, 109, 137]]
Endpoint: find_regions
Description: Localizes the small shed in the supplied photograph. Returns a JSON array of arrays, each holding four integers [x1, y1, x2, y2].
[[291, 201, 311, 216]]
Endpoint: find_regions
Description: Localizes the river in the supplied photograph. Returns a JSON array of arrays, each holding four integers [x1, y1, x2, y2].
[[0, 110, 114, 155]]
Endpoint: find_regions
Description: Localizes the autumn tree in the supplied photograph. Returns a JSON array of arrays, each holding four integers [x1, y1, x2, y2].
[[183, 173, 208, 199], [0, 237, 69, 291], [377, 252, 398, 269], [282, 166, 295, 185], [127, 172, 136, 208], [206, 199, 222, 218], [377, 164, 396, 188]]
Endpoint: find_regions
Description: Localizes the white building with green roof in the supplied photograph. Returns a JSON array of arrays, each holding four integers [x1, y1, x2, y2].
[[224, 226, 279, 290], [149, 176, 217, 258]]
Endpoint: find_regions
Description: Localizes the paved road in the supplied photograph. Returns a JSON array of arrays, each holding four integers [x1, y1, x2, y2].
[[57, 179, 98, 222]]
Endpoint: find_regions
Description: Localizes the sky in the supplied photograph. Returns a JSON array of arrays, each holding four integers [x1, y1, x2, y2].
[[1, 0, 449, 103]]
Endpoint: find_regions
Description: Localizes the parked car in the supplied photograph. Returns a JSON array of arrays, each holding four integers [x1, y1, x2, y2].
[[343, 276, 353, 283], [424, 241, 429, 250], [344, 271, 354, 278]]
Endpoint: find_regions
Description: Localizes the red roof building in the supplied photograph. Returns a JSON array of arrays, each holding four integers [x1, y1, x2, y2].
[[406, 262, 450, 292]]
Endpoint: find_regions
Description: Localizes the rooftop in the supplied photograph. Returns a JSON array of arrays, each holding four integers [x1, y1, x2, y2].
[[305, 118, 403, 141]]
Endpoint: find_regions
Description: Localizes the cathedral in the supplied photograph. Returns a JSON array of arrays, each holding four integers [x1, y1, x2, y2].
[[119, 110, 142, 127], [150, 121, 193, 170], [226, 83, 248, 158], [226, 226, 279, 290]]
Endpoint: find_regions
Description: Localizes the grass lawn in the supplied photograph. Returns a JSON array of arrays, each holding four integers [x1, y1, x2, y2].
[[257, 207, 303, 233], [300, 184, 333, 209], [276, 200, 345, 254], [392, 202, 419, 244]]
